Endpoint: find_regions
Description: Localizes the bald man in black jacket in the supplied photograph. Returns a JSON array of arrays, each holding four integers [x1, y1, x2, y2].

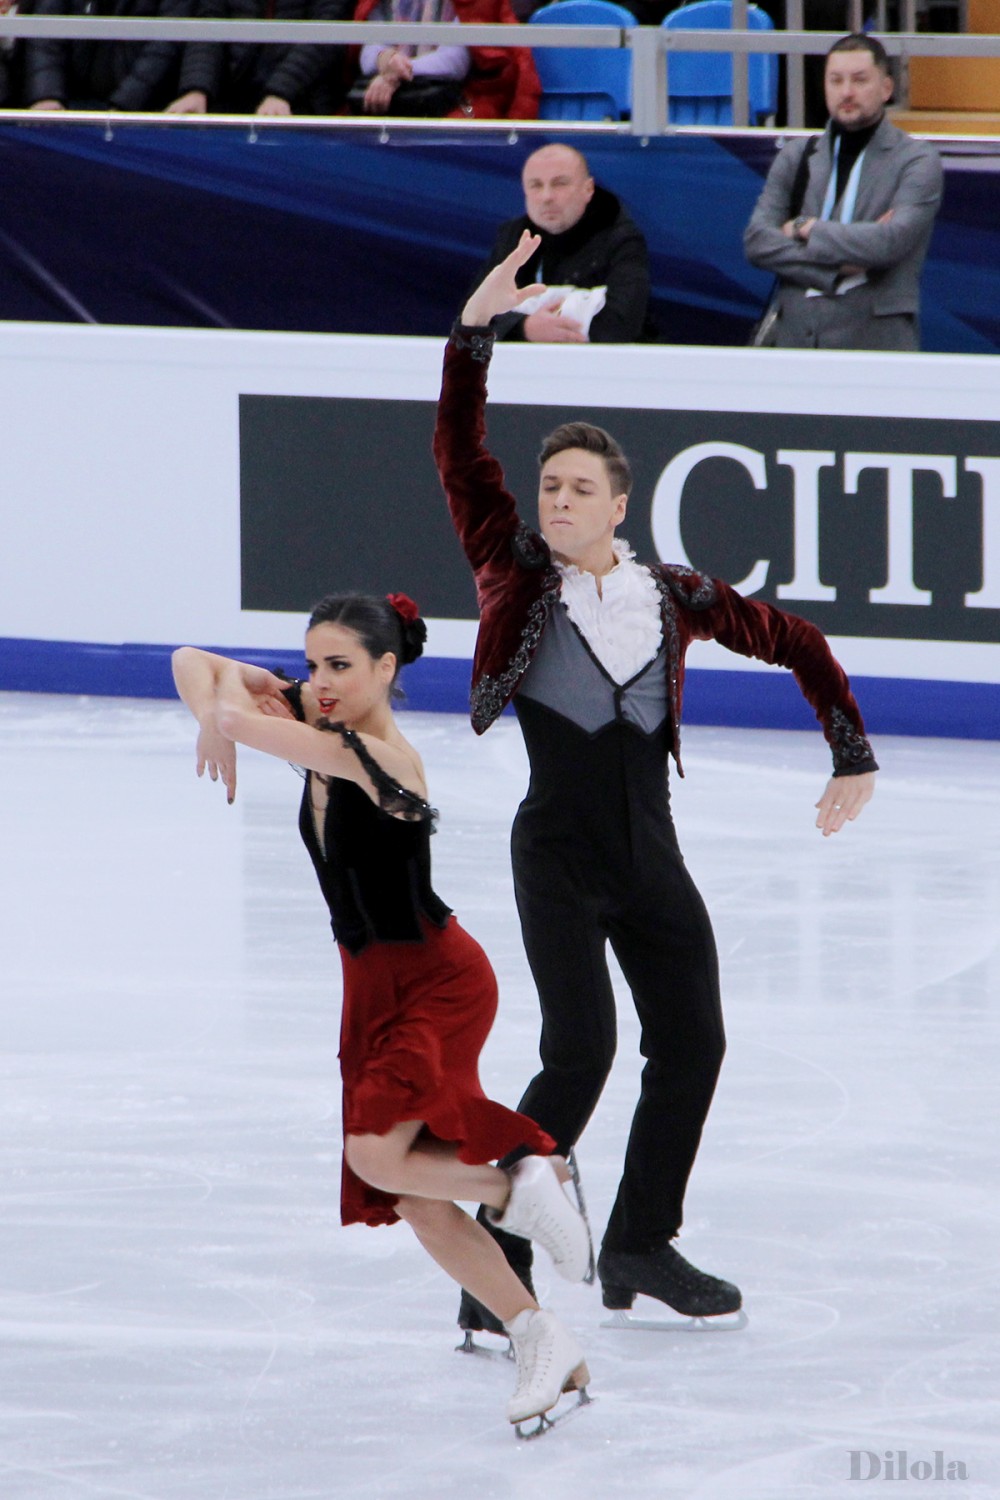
[[475, 142, 655, 343]]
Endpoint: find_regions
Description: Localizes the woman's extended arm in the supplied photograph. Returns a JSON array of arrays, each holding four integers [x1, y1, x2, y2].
[[171, 647, 293, 804], [173, 646, 240, 803], [173, 647, 424, 802], [209, 659, 426, 802]]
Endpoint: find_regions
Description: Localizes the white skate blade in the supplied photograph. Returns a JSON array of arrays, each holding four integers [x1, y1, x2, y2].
[[455, 1330, 514, 1361], [601, 1307, 749, 1333], [514, 1386, 594, 1440], [565, 1148, 596, 1286]]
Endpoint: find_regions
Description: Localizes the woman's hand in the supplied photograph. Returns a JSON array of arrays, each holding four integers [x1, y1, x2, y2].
[[461, 229, 547, 327], [236, 662, 296, 717], [173, 650, 293, 802], [377, 48, 413, 82], [815, 771, 876, 837], [196, 721, 238, 804], [363, 73, 399, 112]]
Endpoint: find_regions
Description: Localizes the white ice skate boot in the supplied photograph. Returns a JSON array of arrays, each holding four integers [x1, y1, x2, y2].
[[504, 1309, 591, 1437], [487, 1156, 592, 1282]]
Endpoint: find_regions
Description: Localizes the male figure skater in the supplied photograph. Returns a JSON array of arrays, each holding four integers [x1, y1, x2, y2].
[[434, 234, 877, 1335]]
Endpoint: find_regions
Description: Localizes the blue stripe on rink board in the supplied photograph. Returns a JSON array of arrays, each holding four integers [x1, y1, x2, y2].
[[1, 638, 998, 742], [680, 668, 1000, 743], [0, 637, 475, 714]]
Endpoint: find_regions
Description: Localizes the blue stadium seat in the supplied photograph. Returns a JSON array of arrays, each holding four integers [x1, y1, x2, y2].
[[529, 0, 637, 121], [661, 1, 777, 126]]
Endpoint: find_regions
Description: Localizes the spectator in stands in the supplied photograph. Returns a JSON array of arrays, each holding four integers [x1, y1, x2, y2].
[[352, 0, 539, 118], [800, 1, 875, 128], [1, 0, 26, 109], [352, 0, 471, 115], [24, 0, 192, 111], [743, 32, 942, 351], [472, 142, 653, 341], [165, 0, 351, 116]]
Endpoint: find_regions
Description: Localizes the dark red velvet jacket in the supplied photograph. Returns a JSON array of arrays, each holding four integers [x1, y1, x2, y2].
[[433, 326, 878, 779]]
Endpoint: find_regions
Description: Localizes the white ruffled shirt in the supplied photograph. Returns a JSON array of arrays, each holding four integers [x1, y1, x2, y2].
[[555, 539, 663, 686]]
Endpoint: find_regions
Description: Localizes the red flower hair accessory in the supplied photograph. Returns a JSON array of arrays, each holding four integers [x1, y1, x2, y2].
[[387, 592, 420, 624]]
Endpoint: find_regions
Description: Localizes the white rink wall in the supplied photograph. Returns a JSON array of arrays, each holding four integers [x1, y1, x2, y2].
[[2, 323, 998, 735]]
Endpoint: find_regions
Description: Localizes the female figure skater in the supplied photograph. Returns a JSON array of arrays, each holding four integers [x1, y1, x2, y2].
[[172, 592, 591, 1435]]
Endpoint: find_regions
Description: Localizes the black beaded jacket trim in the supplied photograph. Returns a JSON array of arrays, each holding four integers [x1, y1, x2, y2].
[[661, 564, 721, 611], [511, 520, 551, 571], [650, 571, 685, 770], [451, 321, 495, 364], [470, 566, 563, 734], [827, 708, 880, 777]]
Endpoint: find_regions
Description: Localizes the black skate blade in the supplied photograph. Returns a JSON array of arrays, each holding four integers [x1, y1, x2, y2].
[[455, 1330, 514, 1361], [601, 1307, 748, 1333], [514, 1386, 594, 1441]]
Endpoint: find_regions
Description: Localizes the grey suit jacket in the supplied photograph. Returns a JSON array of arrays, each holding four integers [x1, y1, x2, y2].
[[743, 117, 943, 347]]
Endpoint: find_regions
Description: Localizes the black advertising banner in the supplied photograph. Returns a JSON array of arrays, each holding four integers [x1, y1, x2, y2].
[[241, 395, 1000, 647]]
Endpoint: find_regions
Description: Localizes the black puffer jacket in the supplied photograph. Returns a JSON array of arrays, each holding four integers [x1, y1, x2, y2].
[[1, 0, 31, 108], [176, 0, 352, 113], [0, 43, 18, 107], [478, 185, 655, 343], [24, 0, 192, 110]]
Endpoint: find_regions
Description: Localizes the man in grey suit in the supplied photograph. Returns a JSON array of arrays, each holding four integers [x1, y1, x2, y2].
[[743, 33, 943, 351]]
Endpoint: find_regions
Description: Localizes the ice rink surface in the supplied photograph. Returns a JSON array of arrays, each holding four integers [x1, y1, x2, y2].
[[1, 692, 999, 1500]]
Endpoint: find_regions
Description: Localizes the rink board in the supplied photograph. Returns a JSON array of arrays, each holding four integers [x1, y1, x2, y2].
[[1, 322, 998, 739]]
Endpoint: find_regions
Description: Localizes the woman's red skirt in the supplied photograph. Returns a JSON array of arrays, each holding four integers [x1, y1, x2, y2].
[[338, 916, 554, 1227]]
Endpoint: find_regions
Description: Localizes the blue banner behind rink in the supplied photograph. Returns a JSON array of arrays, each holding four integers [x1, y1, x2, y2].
[[0, 120, 998, 354]]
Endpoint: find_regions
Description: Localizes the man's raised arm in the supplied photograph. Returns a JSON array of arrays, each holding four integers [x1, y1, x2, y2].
[[433, 233, 546, 575]]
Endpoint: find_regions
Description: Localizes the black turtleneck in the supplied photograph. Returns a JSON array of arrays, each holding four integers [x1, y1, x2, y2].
[[831, 114, 883, 203]]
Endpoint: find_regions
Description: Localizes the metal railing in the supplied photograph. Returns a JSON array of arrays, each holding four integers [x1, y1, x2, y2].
[[2, 12, 1000, 133]]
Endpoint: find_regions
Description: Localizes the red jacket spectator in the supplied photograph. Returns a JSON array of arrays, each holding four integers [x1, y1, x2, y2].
[[354, 0, 539, 119]]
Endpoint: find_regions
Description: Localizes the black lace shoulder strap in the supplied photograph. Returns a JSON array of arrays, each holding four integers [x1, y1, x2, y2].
[[323, 722, 438, 825], [270, 673, 310, 780]]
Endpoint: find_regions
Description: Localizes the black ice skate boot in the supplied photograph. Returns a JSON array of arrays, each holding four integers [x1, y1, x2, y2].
[[598, 1242, 742, 1320], [456, 1212, 536, 1355]]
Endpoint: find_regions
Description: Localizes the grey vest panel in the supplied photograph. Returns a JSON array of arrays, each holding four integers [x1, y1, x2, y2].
[[516, 601, 668, 735]]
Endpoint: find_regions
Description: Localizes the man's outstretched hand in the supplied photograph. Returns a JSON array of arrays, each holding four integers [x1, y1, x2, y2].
[[461, 230, 547, 327], [815, 771, 876, 837]]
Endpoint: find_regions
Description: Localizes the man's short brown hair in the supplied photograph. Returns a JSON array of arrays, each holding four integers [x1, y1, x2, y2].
[[827, 32, 890, 73], [538, 422, 633, 498]]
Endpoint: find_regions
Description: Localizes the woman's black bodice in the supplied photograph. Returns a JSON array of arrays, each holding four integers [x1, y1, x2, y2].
[[293, 719, 451, 956]]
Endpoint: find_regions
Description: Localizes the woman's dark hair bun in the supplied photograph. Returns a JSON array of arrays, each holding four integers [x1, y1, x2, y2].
[[399, 615, 427, 666], [385, 593, 426, 666]]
